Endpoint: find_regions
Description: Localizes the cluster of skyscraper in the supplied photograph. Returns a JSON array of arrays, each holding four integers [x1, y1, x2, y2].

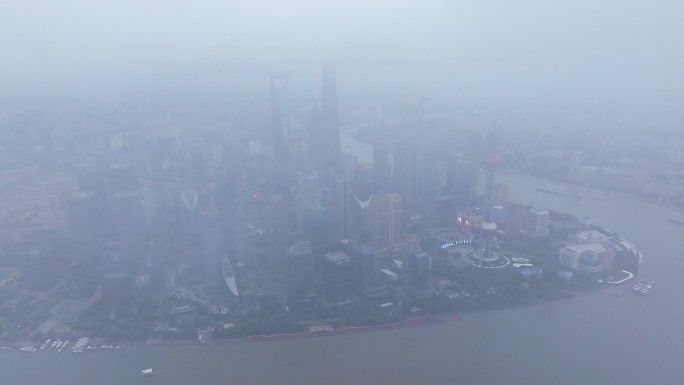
[[266, 67, 482, 305], [59, 123, 242, 306], [49, 65, 484, 309]]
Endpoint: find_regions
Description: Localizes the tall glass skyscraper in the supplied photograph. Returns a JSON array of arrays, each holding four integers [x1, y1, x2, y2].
[[270, 74, 289, 191], [306, 66, 342, 180], [320, 66, 341, 175]]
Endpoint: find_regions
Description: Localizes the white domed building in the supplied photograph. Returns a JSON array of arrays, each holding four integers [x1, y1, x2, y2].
[[559, 243, 616, 273]]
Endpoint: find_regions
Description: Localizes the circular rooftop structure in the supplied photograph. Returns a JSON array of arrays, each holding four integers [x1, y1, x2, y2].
[[579, 250, 601, 267], [432, 228, 474, 242], [465, 249, 510, 269], [431, 228, 474, 249], [288, 241, 313, 256]]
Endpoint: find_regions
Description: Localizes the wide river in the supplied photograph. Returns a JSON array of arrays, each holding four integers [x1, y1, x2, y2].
[[3, 133, 684, 385]]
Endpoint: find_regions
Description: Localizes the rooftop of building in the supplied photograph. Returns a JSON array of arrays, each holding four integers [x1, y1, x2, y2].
[[528, 207, 549, 215], [289, 241, 312, 256], [562, 242, 609, 254], [324, 250, 352, 264], [431, 228, 474, 242], [571, 230, 611, 242], [342, 238, 375, 251]]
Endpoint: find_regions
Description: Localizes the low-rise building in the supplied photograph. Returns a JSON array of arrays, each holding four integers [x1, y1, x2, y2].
[[523, 207, 549, 238], [558, 242, 616, 273], [322, 251, 354, 302]]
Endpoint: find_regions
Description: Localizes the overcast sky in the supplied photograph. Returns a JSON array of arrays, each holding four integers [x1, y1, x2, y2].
[[1, 0, 682, 126]]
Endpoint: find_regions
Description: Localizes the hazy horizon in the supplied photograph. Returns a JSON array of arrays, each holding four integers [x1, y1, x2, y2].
[[1, 1, 682, 130]]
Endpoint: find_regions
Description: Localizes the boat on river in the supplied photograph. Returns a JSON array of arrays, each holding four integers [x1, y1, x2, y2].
[[58, 340, 69, 352], [141, 368, 156, 376], [39, 339, 51, 350], [536, 188, 562, 196], [72, 337, 89, 353], [19, 346, 36, 353], [632, 280, 654, 295]]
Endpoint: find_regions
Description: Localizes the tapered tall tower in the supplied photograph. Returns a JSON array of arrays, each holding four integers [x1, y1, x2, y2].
[[270, 74, 289, 191], [483, 128, 500, 221], [479, 128, 504, 265], [320, 66, 341, 175]]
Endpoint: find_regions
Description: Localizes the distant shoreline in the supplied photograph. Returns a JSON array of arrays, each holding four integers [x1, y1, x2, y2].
[[1, 272, 634, 352], [52, 314, 454, 350], [504, 170, 684, 214], [105, 281, 629, 349]]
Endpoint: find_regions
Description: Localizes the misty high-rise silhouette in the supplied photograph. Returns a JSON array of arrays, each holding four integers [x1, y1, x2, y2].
[[308, 66, 341, 179], [270, 73, 289, 191]]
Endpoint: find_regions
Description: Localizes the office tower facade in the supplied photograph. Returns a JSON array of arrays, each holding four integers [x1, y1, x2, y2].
[[296, 172, 320, 235], [369, 193, 403, 250], [403, 252, 430, 287], [340, 150, 357, 181], [392, 148, 416, 205], [372, 147, 390, 193], [322, 251, 354, 302], [447, 159, 478, 206], [350, 193, 372, 243], [353, 164, 373, 201], [329, 168, 349, 245], [341, 240, 385, 291], [179, 188, 201, 272], [306, 66, 342, 180], [216, 177, 238, 257], [523, 207, 550, 238], [320, 66, 341, 174], [266, 193, 289, 262], [109, 191, 147, 273], [270, 74, 290, 191], [350, 164, 374, 242], [306, 105, 325, 177], [286, 241, 315, 303], [418, 155, 447, 200], [199, 208, 223, 296], [305, 203, 331, 259]]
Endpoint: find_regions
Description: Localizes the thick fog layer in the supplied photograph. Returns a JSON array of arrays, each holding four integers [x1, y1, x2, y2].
[[1, 0, 682, 128]]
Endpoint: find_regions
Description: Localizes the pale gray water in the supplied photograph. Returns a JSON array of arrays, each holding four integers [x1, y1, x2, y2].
[[2, 136, 684, 385]]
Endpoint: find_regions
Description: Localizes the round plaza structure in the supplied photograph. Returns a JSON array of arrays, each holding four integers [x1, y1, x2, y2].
[[465, 221, 511, 269], [465, 249, 511, 269], [431, 228, 474, 250]]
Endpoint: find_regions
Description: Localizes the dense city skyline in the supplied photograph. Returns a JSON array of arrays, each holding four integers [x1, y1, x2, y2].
[[0, 2, 681, 384]]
